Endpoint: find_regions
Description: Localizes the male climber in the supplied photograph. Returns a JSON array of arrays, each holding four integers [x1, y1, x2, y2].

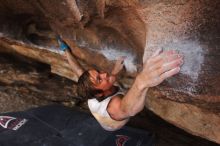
[[58, 37, 183, 131]]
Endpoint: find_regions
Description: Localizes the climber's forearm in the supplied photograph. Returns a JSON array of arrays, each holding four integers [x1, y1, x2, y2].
[[65, 49, 84, 77], [120, 76, 148, 117]]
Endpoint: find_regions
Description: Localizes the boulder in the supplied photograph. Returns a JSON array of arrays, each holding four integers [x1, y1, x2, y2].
[[0, 0, 219, 143]]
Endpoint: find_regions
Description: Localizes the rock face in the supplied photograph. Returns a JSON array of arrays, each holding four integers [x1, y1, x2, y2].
[[142, 0, 220, 111], [139, 1, 220, 143], [0, 52, 78, 112], [0, 0, 219, 144]]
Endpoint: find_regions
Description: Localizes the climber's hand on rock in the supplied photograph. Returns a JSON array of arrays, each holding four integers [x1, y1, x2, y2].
[[111, 56, 126, 76], [137, 49, 183, 89]]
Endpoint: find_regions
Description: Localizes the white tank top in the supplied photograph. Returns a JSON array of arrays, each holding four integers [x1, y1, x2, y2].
[[88, 91, 124, 118]]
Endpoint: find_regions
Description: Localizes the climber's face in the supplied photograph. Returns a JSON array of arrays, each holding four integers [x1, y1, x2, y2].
[[89, 69, 114, 91]]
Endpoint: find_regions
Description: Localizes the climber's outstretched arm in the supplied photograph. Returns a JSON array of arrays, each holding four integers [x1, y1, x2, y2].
[[58, 37, 84, 78], [64, 49, 84, 78]]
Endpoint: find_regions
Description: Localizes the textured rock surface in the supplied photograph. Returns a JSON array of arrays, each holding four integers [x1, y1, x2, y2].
[[140, 0, 220, 112], [139, 0, 220, 143], [0, 0, 219, 143], [0, 52, 79, 112]]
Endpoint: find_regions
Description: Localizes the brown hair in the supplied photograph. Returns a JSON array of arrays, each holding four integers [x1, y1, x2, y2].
[[77, 70, 103, 101]]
